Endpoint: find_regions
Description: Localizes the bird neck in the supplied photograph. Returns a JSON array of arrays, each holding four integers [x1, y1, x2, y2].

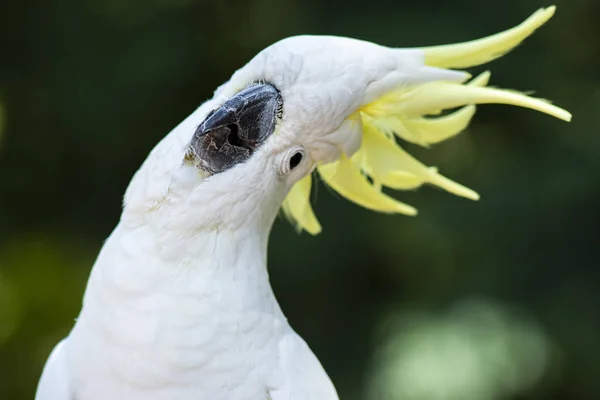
[[67, 221, 286, 393], [86, 219, 276, 304]]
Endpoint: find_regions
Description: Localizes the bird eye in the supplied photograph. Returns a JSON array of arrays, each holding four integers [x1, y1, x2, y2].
[[281, 146, 305, 175], [289, 151, 303, 170]]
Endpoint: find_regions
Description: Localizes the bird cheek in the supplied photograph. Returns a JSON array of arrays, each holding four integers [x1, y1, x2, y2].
[[287, 160, 315, 190]]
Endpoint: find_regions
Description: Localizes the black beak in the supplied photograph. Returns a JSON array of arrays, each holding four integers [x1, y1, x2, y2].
[[188, 83, 282, 175]]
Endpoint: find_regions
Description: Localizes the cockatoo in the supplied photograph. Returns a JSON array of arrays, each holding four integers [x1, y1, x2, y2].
[[36, 6, 570, 400]]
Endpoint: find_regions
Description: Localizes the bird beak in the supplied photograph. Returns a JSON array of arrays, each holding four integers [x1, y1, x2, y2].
[[188, 83, 282, 175]]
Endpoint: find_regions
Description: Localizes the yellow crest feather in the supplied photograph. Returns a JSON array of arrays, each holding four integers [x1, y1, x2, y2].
[[281, 6, 571, 235], [422, 6, 557, 69], [281, 174, 322, 235]]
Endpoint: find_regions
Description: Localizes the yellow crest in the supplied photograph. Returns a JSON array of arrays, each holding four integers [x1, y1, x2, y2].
[[282, 6, 571, 235]]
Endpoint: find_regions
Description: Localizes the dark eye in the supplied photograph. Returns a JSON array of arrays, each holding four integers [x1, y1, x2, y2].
[[289, 152, 303, 170]]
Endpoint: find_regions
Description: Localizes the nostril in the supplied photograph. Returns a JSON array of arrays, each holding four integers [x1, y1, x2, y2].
[[226, 124, 240, 146]]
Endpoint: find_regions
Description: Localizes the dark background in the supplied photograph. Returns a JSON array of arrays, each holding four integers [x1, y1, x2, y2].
[[1, 0, 598, 399]]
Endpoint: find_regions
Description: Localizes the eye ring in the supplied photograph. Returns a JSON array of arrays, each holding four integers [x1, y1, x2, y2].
[[281, 146, 305, 175]]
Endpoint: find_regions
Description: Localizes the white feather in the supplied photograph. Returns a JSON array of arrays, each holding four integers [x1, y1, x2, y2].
[[269, 330, 338, 400], [36, 33, 531, 399], [36, 340, 72, 400]]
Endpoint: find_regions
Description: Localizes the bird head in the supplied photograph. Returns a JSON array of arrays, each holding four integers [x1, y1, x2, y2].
[[123, 6, 570, 236]]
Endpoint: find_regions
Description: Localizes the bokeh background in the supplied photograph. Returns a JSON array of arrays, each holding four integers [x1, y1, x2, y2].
[[1, 0, 598, 399]]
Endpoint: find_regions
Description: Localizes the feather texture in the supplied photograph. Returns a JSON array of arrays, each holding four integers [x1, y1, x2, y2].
[[282, 6, 571, 234]]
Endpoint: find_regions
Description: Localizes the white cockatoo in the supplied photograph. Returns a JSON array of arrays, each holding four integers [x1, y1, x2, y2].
[[36, 6, 570, 400]]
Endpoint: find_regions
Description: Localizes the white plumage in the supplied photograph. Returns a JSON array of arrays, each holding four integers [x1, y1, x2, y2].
[[36, 9, 570, 399]]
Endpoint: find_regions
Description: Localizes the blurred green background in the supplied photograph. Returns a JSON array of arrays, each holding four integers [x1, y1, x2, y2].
[[0, 0, 598, 399]]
